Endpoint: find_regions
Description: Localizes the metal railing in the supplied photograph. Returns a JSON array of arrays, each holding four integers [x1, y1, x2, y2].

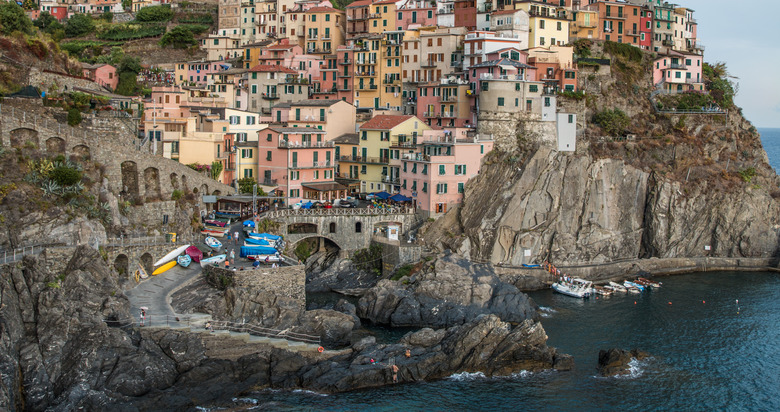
[[278, 140, 333, 148], [210, 320, 321, 344], [267, 207, 415, 218]]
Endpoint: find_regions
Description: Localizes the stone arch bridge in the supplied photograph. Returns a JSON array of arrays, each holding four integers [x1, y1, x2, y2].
[[0, 99, 234, 205], [265, 208, 419, 253]]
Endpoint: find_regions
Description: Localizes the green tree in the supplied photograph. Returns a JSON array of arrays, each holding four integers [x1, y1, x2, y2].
[[238, 177, 257, 194], [135, 5, 173, 22], [703, 62, 737, 109], [118, 55, 142, 74], [101, 11, 113, 22], [209, 160, 223, 180], [64, 14, 95, 37], [21, 0, 36, 11], [114, 71, 139, 96], [122, 0, 132, 11], [0, 2, 33, 35], [159, 25, 196, 48], [34, 11, 63, 33]]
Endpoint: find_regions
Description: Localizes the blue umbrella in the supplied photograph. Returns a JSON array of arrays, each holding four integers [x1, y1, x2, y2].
[[243, 220, 255, 227], [390, 194, 411, 202], [302, 201, 313, 209], [375, 191, 391, 200]]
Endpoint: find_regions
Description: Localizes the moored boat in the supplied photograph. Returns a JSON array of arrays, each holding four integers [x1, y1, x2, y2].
[[185, 245, 203, 263], [177, 254, 192, 268], [152, 261, 177, 275], [638, 277, 661, 288], [552, 278, 593, 299], [204, 236, 222, 249], [247, 254, 282, 263], [200, 229, 227, 237], [205, 219, 228, 227], [594, 286, 612, 296], [153, 244, 191, 267], [137, 263, 149, 279], [608, 281, 628, 293], [200, 254, 227, 267], [624, 281, 645, 292]]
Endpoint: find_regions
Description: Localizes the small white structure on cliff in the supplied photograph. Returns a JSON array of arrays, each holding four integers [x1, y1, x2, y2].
[[557, 112, 576, 152]]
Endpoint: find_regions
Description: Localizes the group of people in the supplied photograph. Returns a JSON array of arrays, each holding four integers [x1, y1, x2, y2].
[[543, 261, 572, 284]]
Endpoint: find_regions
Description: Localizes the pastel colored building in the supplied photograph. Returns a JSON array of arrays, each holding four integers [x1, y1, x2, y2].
[[246, 64, 298, 114], [463, 30, 527, 71], [652, 52, 704, 93], [416, 79, 472, 129], [527, 45, 578, 92], [512, 1, 570, 48], [490, 9, 530, 40], [345, 0, 372, 40], [396, 0, 437, 30], [81, 63, 118, 91], [639, 7, 652, 49], [256, 127, 344, 203], [368, 0, 397, 35], [304, 6, 346, 55], [338, 115, 431, 194], [395, 128, 493, 216], [569, 9, 598, 40], [273, 99, 357, 143]]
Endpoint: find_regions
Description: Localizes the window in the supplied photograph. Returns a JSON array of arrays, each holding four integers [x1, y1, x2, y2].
[[243, 169, 253, 178], [436, 183, 448, 194], [498, 97, 504, 107], [539, 20, 545, 29], [329, 222, 336, 233], [529, 85, 538, 93], [481, 82, 489, 91], [267, 133, 272, 142], [266, 150, 272, 161], [326, 14, 330, 21], [568, 114, 574, 123], [361, 165, 367, 174], [361, 131, 367, 140], [540, 37, 545, 46], [246, 116, 255, 125], [557, 21, 561, 30], [544, 97, 551, 107], [439, 165, 445, 175], [422, 182, 427, 193], [355, 222, 362, 233], [458, 182, 464, 193]]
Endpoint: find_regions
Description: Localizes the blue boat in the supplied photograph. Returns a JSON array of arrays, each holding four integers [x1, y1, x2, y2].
[[177, 254, 192, 268], [522, 264, 541, 268], [200, 254, 226, 267], [244, 237, 273, 246], [247, 232, 283, 241], [240, 245, 278, 257], [624, 281, 646, 291]]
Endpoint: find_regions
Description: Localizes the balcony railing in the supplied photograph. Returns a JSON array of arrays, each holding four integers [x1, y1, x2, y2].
[[291, 161, 333, 169], [338, 86, 352, 91], [311, 87, 338, 95], [669, 63, 687, 70], [278, 140, 334, 148], [383, 77, 400, 84], [368, 13, 380, 18], [441, 95, 458, 102], [261, 178, 278, 186], [215, 149, 229, 159], [421, 60, 437, 68], [225, 162, 236, 171], [685, 78, 701, 84], [382, 176, 400, 185], [356, 84, 378, 91], [347, 14, 368, 21], [262, 92, 279, 99], [338, 155, 388, 164], [339, 59, 352, 65], [355, 71, 376, 77], [355, 59, 377, 65], [479, 73, 525, 81]]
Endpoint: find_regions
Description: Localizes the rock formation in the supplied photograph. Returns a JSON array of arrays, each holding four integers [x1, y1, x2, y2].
[[357, 252, 540, 327], [597, 348, 650, 377]]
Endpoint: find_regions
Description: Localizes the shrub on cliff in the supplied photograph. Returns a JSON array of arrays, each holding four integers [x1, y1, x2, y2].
[[593, 108, 629, 137], [160, 26, 196, 48], [135, 5, 174, 22], [50, 165, 82, 186], [0, 2, 33, 35], [67, 108, 82, 126], [703, 62, 736, 109]]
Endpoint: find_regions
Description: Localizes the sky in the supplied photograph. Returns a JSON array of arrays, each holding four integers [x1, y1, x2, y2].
[[682, 0, 780, 128]]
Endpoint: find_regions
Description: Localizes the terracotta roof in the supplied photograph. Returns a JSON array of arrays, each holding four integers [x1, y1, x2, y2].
[[360, 115, 413, 130], [372, 0, 397, 4], [266, 44, 296, 50], [307, 6, 343, 13], [248, 64, 297, 73], [346, 0, 372, 8], [268, 126, 325, 133], [333, 133, 359, 145], [290, 99, 343, 107]]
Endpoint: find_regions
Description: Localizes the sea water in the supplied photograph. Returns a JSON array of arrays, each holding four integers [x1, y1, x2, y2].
[[208, 131, 780, 410], [218, 271, 780, 411]]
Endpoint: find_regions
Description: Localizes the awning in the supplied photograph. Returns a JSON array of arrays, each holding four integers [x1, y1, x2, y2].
[[301, 181, 347, 192], [374, 191, 391, 200], [390, 194, 411, 202], [243, 220, 255, 227]]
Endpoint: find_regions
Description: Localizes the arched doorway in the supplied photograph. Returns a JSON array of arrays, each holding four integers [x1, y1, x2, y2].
[[139, 252, 153, 276], [10, 128, 38, 148], [45, 136, 66, 153], [121, 161, 140, 204], [143, 167, 162, 201], [113, 254, 129, 276]]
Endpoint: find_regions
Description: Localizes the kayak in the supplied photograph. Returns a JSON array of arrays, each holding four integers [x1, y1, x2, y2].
[[152, 260, 177, 275], [185, 245, 203, 263], [205, 219, 227, 227], [137, 263, 149, 279], [201, 229, 226, 237], [240, 245, 278, 257], [153, 244, 190, 267], [177, 254, 192, 268], [200, 254, 227, 267]]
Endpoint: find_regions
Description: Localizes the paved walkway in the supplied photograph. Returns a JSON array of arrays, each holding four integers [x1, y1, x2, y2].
[[124, 260, 206, 328]]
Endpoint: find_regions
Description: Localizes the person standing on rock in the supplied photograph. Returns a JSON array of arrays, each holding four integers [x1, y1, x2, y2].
[[391, 364, 399, 383], [140, 309, 146, 327]]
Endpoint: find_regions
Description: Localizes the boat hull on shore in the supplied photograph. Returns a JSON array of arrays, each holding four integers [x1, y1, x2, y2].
[[152, 261, 177, 275], [200, 254, 226, 267], [552, 279, 593, 299], [153, 245, 190, 267]]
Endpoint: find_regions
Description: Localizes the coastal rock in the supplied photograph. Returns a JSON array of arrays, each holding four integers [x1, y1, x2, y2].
[[357, 252, 540, 327], [305, 256, 381, 293], [597, 348, 650, 377], [294, 309, 356, 347]]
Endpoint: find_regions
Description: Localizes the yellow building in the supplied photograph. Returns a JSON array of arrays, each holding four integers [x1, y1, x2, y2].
[[338, 115, 430, 193], [243, 41, 271, 69], [368, 0, 397, 35], [353, 34, 382, 109], [570, 9, 598, 41], [513, 1, 570, 48], [304, 6, 346, 55], [380, 31, 403, 111]]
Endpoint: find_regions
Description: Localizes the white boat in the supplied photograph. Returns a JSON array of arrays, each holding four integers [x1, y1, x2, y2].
[[153, 244, 190, 267], [551, 278, 593, 299], [625, 286, 641, 294], [200, 254, 227, 267], [638, 277, 661, 288], [608, 281, 628, 293], [248, 254, 282, 263], [624, 281, 646, 292], [593, 286, 612, 296], [204, 236, 222, 249]]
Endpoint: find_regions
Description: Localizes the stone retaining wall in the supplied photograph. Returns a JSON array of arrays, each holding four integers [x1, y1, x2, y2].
[[204, 264, 305, 304]]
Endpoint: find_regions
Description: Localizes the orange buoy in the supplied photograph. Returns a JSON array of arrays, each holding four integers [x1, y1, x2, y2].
[[668, 302, 672, 305], [703, 300, 706, 304], [317, 346, 324, 353], [634, 301, 637, 305]]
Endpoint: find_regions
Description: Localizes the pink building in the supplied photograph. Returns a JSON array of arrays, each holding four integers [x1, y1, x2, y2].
[[639, 7, 652, 50], [468, 58, 537, 96], [416, 81, 472, 129], [397, 0, 437, 30], [396, 128, 493, 216], [257, 126, 345, 204], [81, 63, 118, 91], [652, 51, 704, 93], [257, 40, 303, 66]]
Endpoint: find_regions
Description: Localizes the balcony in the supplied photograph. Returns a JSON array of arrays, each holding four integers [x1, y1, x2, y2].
[[355, 71, 376, 77], [338, 86, 352, 91], [290, 161, 334, 169], [479, 73, 525, 81], [355, 59, 377, 66], [215, 149, 229, 159], [338, 155, 388, 164], [278, 140, 334, 148], [421, 60, 437, 68], [338, 72, 351, 78], [347, 14, 368, 21], [307, 34, 318, 40], [662, 40, 674, 47], [368, 13, 380, 18], [685, 77, 701, 84], [338, 59, 352, 65], [382, 176, 400, 185], [669, 63, 687, 70], [440, 111, 455, 118], [356, 84, 378, 91], [261, 178, 278, 186], [225, 162, 236, 171], [602, 13, 626, 20], [262, 92, 279, 99], [441, 95, 458, 103], [311, 87, 338, 95], [261, 107, 272, 114], [283, 76, 308, 84], [383, 77, 400, 84], [625, 30, 640, 37]]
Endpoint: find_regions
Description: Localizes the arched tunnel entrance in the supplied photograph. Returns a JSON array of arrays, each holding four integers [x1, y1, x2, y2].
[[292, 236, 340, 265]]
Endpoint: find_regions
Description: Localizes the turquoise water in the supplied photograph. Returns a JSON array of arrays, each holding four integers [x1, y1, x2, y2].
[[224, 271, 780, 410], [759, 128, 780, 173]]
